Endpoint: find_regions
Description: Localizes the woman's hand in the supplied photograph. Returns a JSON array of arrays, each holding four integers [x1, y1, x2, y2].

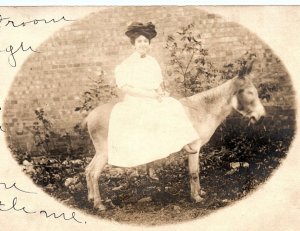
[[160, 91, 170, 97], [121, 85, 160, 100], [155, 93, 163, 102], [156, 89, 169, 102], [156, 87, 169, 97], [120, 85, 169, 102]]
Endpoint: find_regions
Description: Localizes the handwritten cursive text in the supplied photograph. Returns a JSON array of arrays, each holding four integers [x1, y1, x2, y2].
[[40, 210, 85, 224], [0, 197, 36, 214], [0, 181, 86, 224], [0, 107, 5, 132], [0, 15, 75, 28], [0, 42, 39, 67], [0, 181, 36, 194]]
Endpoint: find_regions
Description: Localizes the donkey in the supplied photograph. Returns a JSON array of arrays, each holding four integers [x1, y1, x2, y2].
[[83, 58, 266, 210]]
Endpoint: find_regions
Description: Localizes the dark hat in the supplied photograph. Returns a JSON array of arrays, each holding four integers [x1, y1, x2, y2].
[[125, 22, 157, 41]]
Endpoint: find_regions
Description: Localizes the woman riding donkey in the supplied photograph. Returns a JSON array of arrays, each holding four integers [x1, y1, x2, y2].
[[84, 22, 265, 210], [107, 22, 200, 173]]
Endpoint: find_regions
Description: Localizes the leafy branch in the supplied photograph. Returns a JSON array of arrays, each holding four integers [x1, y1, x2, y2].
[[165, 23, 219, 97], [75, 70, 117, 113], [32, 108, 54, 154], [166, 25, 259, 97]]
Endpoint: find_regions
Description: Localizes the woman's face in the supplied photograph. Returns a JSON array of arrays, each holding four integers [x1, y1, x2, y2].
[[134, 35, 150, 56]]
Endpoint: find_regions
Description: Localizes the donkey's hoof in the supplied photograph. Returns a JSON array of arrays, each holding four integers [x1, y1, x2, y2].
[[94, 199, 106, 211], [148, 168, 159, 181], [192, 195, 204, 203], [88, 196, 94, 203], [94, 203, 106, 211], [200, 190, 206, 196]]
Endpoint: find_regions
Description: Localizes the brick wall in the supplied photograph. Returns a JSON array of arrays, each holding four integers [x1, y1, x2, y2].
[[3, 6, 295, 152]]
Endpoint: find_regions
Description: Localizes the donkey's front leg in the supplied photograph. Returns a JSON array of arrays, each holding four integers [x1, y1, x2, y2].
[[188, 152, 204, 203]]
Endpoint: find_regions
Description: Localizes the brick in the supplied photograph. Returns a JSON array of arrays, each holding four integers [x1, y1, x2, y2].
[[2, 6, 295, 152]]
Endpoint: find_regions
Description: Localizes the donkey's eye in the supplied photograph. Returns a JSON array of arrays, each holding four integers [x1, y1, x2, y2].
[[238, 89, 244, 94], [247, 99, 256, 106]]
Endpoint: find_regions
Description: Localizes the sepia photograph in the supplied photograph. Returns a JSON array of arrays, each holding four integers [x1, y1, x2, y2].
[[0, 4, 299, 230]]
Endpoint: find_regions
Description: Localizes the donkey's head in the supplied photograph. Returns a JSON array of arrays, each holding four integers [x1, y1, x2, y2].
[[231, 56, 266, 124]]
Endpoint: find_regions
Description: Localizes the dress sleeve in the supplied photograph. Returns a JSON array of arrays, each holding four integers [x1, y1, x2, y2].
[[152, 58, 163, 86], [115, 64, 127, 88]]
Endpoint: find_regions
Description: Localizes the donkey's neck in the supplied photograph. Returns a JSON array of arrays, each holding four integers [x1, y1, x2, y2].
[[183, 77, 237, 123]]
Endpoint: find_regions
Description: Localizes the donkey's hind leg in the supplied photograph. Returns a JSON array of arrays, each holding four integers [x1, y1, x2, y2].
[[86, 124, 108, 210], [90, 152, 108, 210], [85, 156, 96, 203]]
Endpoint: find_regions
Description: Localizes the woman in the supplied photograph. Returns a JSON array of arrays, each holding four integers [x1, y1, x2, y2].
[[107, 22, 199, 169]]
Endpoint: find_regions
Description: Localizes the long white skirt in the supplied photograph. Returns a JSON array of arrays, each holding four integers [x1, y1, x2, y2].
[[107, 95, 199, 167]]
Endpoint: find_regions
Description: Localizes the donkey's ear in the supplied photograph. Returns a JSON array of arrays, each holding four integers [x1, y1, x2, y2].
[[238, 55, 256, 79]]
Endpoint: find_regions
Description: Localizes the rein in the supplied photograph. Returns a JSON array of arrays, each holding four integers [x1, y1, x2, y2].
[[180, 78, 237, 112]]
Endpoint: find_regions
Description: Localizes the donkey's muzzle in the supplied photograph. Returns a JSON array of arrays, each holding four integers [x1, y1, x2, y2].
[[250, 115, 265, 125], [249, 116, 257, 124]]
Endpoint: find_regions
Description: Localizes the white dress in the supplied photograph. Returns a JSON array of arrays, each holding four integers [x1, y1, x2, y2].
[[107, 52, 199, 167]]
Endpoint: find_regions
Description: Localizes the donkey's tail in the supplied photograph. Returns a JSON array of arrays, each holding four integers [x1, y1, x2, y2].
[[81, 117, 87, 129], [81, 114, 89, 129]]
